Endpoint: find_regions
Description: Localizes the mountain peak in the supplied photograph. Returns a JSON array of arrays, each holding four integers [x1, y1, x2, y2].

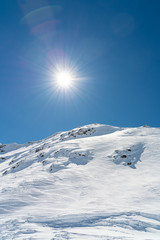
[[0, 124, 160, 239]]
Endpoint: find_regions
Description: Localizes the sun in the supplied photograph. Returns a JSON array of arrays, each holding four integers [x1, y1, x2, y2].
[[55, 70, 74, 89], [50, 64, 82, 96]]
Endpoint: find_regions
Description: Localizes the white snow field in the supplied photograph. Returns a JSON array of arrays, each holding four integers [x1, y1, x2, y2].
[[0, 124, 160, 239]]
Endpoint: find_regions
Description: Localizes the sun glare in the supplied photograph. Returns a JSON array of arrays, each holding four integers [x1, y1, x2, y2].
[[50, 64, 83, 97], [52, 67, 77, 92], [55, 71, 73, 88]]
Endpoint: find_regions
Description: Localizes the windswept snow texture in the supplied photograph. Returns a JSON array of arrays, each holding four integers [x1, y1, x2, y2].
[[0, 124, 160, 239]]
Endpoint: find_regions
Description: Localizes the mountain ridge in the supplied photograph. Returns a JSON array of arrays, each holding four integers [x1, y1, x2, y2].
[[0, 123, 160, 239]]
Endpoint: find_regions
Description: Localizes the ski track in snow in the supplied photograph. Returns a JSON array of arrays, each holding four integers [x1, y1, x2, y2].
[[0, 124, 160, 239]]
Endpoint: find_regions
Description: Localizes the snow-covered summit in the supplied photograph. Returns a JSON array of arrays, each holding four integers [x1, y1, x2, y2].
[[0, 124, 160, 239]]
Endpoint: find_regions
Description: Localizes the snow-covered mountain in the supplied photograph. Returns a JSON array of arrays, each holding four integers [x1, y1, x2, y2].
[[0, 124, 160, 240]]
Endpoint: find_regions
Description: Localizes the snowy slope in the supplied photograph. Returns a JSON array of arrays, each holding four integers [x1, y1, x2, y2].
[[0, 124, 160, 240]]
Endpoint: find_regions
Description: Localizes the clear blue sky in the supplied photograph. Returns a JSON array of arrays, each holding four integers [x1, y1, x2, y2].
[[1, 0, 160, 143]]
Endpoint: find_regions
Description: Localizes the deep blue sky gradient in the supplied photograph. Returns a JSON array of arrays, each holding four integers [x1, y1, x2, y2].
[[0, 0, 160, 143]]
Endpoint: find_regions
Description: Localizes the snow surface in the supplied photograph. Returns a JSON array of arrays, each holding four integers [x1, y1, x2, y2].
[[0, 124, 160, 239]]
